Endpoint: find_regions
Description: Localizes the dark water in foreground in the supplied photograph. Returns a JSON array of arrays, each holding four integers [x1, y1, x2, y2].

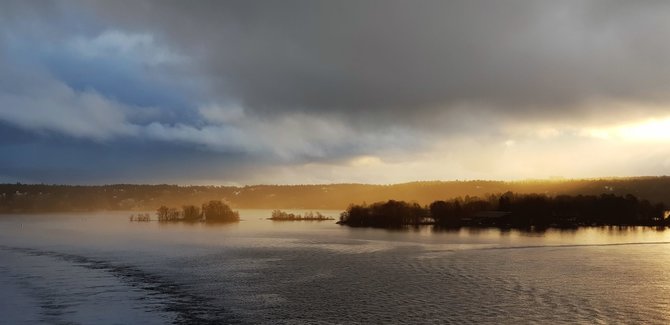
[[1, 211, 670, 324]]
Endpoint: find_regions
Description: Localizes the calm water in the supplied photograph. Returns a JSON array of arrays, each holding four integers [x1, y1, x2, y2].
[[1, 210, 670, 324]]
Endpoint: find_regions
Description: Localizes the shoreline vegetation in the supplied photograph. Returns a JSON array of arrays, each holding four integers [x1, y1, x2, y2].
[[2, 177, 670, 213], [338, 193, 669, 229], [269, 210, 334, 221], [130, 200, 239, 223], [3, 181, 669, 230]]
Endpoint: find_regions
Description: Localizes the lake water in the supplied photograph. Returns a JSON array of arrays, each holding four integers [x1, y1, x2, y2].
[[1, 210, 670, 324]]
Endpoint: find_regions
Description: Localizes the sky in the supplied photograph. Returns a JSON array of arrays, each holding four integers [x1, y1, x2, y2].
[[1, 0, 670, 185]]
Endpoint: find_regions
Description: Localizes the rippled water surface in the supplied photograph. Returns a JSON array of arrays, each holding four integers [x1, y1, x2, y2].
[[2, 210, 670, 324]]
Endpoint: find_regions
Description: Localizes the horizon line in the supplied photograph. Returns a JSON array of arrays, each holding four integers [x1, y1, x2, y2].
[[3, 175, 668, 188]]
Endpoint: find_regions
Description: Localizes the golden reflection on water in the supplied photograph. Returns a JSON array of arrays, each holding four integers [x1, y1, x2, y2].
[[3, 210, 670, 323], [5, 210, 670, 251]]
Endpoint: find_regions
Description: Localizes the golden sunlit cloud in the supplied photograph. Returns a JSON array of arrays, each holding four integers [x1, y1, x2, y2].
[[349, 155, 383, 167]]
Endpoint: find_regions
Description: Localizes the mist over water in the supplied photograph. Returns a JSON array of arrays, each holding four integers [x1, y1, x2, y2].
[[2, 210, 670, 324]]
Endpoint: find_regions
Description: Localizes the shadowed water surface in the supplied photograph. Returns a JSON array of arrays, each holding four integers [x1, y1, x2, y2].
[[2, 210, 670, 324]]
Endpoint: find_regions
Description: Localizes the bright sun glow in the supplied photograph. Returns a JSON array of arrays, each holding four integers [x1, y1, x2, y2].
[[586, 117, 670, 142]]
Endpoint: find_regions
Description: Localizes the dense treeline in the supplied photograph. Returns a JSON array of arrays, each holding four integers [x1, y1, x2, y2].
[[269, 210, 334, 221], [339, 201, 427, 227], [155, 200, 239, 223], [2, 177, 670, 212], [339, 193, 668, 228]]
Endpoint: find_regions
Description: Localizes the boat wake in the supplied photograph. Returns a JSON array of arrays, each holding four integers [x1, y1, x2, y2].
[[0, 245, 240, 324]]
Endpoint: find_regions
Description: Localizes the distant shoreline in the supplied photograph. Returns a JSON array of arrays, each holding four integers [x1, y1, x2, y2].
[[2, 177, 670, 213]]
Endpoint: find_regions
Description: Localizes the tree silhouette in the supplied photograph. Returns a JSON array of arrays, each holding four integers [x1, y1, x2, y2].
[[339, 193, 667, 229], [182, 205, 201, 222], [201, 200, 239, 222]]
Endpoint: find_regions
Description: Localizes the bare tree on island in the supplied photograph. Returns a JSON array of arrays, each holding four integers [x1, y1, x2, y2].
[[156, 205, 180, 222], [182, 205, 201, 222]]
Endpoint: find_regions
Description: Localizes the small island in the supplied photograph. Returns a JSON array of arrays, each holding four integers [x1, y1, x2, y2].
[[269, 210, 334, 221], [130, 200, 240, 223]]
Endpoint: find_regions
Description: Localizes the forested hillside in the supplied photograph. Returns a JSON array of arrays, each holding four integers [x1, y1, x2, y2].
[[1, 176, 669, 213]]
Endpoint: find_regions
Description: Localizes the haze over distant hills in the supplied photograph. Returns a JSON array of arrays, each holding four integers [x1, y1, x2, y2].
[[1, 176, 668, 213]]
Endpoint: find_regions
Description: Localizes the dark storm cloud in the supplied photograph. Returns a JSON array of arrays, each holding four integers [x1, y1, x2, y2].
[[2, 0, 670, 184], [83, 0, 670, 122], [6, 0, 670, 129]]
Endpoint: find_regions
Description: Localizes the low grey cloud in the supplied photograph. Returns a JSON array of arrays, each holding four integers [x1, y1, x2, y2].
[[0, 61, 135, 140]]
